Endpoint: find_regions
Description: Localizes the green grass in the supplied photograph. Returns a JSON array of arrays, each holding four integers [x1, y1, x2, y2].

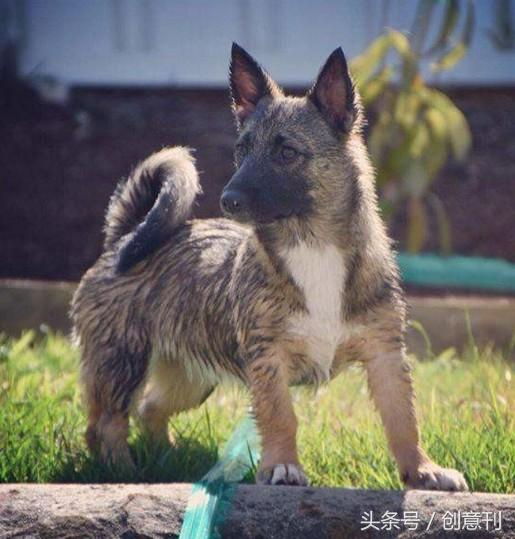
[[0, 330, 513, 492]]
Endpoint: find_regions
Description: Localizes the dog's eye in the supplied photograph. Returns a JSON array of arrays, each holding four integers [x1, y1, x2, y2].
[[280, 145, 298, 162]]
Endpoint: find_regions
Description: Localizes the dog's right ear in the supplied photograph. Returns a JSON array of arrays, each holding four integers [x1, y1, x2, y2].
[[230, 43, 280, 128]]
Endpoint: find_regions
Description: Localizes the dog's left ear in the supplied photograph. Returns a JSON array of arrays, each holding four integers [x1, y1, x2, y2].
[[230, 42, 280, 128], [308, 48, 356, 134]]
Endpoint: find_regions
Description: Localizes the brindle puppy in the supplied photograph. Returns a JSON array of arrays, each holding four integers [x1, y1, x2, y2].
[[72, 44, 468, 490]]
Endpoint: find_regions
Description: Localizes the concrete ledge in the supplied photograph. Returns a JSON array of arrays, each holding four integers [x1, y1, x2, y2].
[[408, 295, 515, 357], [0, 279, 75, 337], [1, 279, 514, 357], [0, 484, 514, 538]]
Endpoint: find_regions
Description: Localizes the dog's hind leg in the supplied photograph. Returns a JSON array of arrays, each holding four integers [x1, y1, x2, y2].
[[137, 359, 216, 446], [81, 341, 151, 468]]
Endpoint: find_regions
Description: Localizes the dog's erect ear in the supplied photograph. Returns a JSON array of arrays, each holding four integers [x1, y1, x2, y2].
[[230, 42, 280, 127], [308, 48, 356, 133]]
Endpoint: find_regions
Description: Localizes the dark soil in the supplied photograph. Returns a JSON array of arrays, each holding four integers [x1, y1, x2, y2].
[[1, 85, 514, 283]]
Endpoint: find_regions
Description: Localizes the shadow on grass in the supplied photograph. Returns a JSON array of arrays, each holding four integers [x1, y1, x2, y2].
[[49, 434, 220, 484]]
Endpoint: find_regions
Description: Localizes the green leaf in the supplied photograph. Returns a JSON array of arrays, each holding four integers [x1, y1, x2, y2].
[[380, 133, 414, 187], [426, 0, 460, 54], [406, 196, 428, 253], [428, 193, 453, 255], [409, 121, 431, 158], [351, 32, 395, 86], [424, 107, 447, 141], [447, 108, 471, 161], [360, 66, 393, 104], [394, 90, 422, 128], [368, 110, 393, 163], [389, 29, 417, 84], [424, 88, 471, 160], [431, 0, 475, 72], [11, 331, 35, 357], [423, 108, 450, 176], [351, 30, 414, 86], [431, 42, 467, 72], [425, 139, 448, 178], [436, 347, 458, 362], [389, 29, 413, 58]]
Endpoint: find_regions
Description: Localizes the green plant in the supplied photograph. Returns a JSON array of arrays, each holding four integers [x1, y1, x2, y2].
[[351, 0, 474, 253]]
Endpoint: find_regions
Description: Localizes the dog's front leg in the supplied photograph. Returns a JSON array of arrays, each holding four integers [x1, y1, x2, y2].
[[246, 351, 308, 486], [365, 349, 468, 491]]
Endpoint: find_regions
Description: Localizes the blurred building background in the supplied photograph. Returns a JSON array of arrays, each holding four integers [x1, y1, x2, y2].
[[7, 0, 515, 86], [1, 0, 514, 283]]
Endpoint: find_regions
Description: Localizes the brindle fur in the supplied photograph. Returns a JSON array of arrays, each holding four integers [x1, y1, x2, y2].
[[72, 45, 467, 490]]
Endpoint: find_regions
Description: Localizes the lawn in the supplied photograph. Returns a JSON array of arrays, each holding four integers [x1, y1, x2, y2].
[[0, 330, 513, 493]]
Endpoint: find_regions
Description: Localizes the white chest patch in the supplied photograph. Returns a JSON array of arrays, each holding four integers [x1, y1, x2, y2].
[[282, 242, 353, 378]]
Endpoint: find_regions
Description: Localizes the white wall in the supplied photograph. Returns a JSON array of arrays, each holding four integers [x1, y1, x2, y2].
[[5, 0, 515, 86]]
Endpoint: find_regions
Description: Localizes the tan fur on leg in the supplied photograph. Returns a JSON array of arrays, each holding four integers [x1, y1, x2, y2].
[[365, 349, 468, 491], [85, 401, 101, 453], [246, 352, 307, 486], [366, 350, 426, 475], [96, 413, 134, 469]]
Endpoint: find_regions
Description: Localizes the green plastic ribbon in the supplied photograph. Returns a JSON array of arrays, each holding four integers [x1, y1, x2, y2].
[[179, 414, 260, 539]]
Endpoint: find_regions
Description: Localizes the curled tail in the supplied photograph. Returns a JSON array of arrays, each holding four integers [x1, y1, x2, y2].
[[104, 146, 200, 273]]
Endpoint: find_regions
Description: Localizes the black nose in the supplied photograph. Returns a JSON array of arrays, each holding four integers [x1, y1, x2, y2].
[[220, 190, 249, 215]]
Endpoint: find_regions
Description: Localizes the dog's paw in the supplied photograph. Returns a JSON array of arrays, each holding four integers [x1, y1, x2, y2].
[[100, 443, 136, 471], [404, 462, 468, 491], [257, 463, 308, 486]]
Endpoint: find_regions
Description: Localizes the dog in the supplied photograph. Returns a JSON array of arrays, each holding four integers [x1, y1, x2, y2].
[[71, 43, 468, 490]]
